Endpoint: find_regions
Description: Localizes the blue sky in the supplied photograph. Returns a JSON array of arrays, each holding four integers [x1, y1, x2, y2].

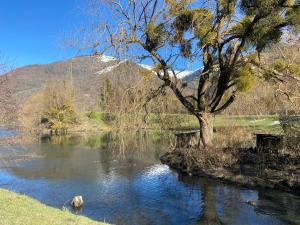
[[0, 0, 84, 67], [0, 0, 199, 71]]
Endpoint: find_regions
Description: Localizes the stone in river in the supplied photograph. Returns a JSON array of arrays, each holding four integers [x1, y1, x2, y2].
[[71, 196, 84, 208]]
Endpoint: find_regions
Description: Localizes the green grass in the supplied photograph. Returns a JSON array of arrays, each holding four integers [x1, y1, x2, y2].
[[214, 115, 281, 133], [82, 111, 284, 132], [148, 113, 281, 132], [214, 115, 279, 127], [0, 189, 109, 225]]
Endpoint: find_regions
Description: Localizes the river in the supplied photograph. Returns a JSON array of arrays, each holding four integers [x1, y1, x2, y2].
[[0, 130, 299, 225]]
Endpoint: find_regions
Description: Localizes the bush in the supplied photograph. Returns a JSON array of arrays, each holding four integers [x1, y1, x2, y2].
[[42, 79, 78, 132], [87, 111, 116, 124]]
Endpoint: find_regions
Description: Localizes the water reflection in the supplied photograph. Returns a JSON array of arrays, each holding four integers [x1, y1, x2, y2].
[[0, 126, 16, 138], [0, 131, 300, 225], [179, 176, 300, 225]]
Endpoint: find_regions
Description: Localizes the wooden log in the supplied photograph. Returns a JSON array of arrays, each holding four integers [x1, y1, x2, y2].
[[175, 130, 200, 148]]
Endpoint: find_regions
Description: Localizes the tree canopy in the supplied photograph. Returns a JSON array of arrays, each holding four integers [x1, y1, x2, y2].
[[87, 0, 300, 147]]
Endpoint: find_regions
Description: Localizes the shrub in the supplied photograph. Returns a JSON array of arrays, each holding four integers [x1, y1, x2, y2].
[[41, 79, 78, 132]]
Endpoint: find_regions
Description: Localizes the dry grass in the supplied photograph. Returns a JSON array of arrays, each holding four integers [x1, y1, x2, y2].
[[161, 127, 256, 173], [214, 127, 254, 149], [185, 147, 238, 169], [161, 146, 239, 174]]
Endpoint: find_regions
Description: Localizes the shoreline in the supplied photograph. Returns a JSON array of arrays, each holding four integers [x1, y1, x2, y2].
[[0, 188, 109, 225], [160, 148, 300, 196], [2, 126, 300, 196]]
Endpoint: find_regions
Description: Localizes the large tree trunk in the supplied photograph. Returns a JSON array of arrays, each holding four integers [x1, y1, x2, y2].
[[198, 113, 214, 149]]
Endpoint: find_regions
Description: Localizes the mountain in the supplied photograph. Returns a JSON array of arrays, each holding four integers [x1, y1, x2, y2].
[[1, 49, 299, 122], [0, 56, 149, 112]]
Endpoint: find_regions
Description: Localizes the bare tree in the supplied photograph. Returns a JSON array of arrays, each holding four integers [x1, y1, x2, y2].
[[86, 0, 300, 148], [0, 56, 16, 123]]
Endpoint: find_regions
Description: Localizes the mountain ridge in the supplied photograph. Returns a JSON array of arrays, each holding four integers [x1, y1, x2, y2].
[[1, 53, 298, 120], [0, 55, 152, 112]]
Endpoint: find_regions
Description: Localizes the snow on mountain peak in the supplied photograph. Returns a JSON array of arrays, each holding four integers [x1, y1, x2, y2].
[[99, 55, 116, 63], [97, 55, 198, 80], [139, 63, 196, 79]]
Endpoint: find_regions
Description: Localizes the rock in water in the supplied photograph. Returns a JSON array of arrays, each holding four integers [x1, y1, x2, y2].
[[71, 196, 84, 208]]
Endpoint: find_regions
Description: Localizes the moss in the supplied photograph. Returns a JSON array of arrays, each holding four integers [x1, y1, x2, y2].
[[230, 16, 253, 34], [220, 0, 236, 15], [232, 64, 256, 92], [172, 8, 215, 48], [173, 10, 193, 32], [0, 189, 109, 225], [192, 8, 213, 38], [144, 22, 166, 51]]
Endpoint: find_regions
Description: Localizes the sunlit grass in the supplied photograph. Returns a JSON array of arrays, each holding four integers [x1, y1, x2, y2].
[[214, 115, 282, 133], [82, 111, 284, 133], [0, 189, 110, 225]]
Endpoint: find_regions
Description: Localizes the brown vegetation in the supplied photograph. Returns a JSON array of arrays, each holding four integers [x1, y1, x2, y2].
[[0, 59, 16, 123], [86, 0, 300, 148], [20, 79, 78, 134], [95, 61, 185, 130], [0, 75, 16, 123]]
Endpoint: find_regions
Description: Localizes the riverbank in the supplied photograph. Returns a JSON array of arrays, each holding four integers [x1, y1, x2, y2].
[[0, 189, 109, 225], [161, 148, 300, 195], [38, 113, 282, 133]]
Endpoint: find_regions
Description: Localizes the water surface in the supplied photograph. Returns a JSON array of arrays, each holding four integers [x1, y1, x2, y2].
[[0, 126, 16, 138], [0, 131, 299, 225]]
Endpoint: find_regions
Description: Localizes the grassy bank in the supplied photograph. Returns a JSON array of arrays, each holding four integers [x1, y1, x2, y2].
[[18, 110, 288, 136], [0, 189, 109, 225], [79, 111, 282, 132]]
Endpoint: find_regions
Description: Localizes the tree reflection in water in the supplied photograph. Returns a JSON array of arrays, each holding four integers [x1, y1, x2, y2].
[[178, 174, 222, 225], [177, 172, 300, 225], [198, 183, 222, 225]]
